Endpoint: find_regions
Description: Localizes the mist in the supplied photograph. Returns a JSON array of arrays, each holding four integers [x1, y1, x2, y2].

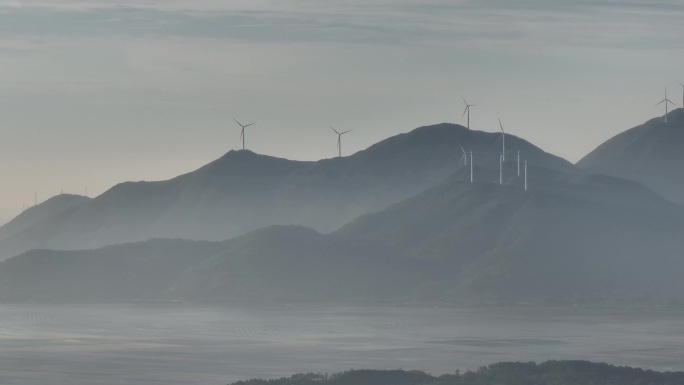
[[1, 1, 684, 384]]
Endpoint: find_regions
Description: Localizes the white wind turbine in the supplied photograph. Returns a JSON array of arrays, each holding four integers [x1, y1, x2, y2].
[[234, 119, 256, 150], [514, 141, 522, 177], [468, 147, 474, 183], [330, 126, 352, 157], [655, 86, 677, 123], [461, 96, 476, 129], [498, 118, 506, 161], [459, 144, 468, 166]]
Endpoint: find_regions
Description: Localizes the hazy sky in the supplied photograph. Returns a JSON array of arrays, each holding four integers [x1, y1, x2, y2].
[[1, 0, 683, 221]]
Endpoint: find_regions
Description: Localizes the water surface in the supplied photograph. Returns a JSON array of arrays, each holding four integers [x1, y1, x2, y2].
[[0, 304, 682, 384]]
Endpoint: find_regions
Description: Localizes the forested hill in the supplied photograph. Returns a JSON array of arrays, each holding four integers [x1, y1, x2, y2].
[[229, 360, 684, 385]]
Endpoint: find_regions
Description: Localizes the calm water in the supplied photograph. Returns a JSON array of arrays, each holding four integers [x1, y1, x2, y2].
[[0, 304, 682, 384]]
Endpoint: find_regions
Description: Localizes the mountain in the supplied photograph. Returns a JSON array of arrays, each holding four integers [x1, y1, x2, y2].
[[2, 164, 683, 305], [0, 226, 432, 303], [0, 194, 91, 242], [577, 108, 684, 203], [0, 123, 574, 260], [336, 165, 684, 301]]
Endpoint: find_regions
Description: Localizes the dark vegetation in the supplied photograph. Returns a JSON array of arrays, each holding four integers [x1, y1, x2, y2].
[[229, 361, 684, 385]]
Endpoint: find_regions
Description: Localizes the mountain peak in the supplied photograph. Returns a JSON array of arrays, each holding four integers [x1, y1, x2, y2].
[[578, 109, 684, 203]]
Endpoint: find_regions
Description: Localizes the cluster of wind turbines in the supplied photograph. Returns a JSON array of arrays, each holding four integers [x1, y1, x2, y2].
[[233, 119, 352, 158], [656, 83, 684, 123], [459, 96, 529, 191]]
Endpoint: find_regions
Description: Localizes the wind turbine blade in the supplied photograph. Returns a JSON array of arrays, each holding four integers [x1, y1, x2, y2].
[[461, 106, 468, 118], [340, 130, 352, 135], [233, 118, 243, 128], [244, 122, 256, 128], [461, 95, 468, 105], [459, 144, 466, 154], [330, 126, 340, 135], [498, 118, 505, 133], [655, 99, 666, 106], [240, 129, 244, 140]]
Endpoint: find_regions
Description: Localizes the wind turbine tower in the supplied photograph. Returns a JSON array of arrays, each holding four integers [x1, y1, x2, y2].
[[678, 82, 684, 108], [498, 118, 506, 161], [469, 149, 474, 183], [330, 126, 352, 158], [524, 160, 528, 191], [461, 96, 476, 129], [655, 86, 676, 123], [514, 142, 521, 176], [499, 154, 503, 185], [234, 119, 256, 150]]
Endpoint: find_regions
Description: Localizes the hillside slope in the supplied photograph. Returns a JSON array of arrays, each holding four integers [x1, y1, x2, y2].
[[578, 108, 684, 203], [0, 124, 574, 260]]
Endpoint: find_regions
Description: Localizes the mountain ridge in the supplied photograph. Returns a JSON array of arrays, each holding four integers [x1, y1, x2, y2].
[[0, 123, 575, 260]]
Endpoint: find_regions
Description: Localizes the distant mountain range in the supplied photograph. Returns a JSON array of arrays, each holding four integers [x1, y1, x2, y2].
[[578, 108, 684, 203], [0, 123, 572, 260], [2, 117, 684, 305], [2, 162, 682, 304]]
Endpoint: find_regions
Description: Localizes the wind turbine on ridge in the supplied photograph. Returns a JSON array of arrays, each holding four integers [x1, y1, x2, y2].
[[497, 118, 506, 161], [678, 82, 684, 108], [461, 96, 476, 130], [514, 141, 523, 177], [330, 126, 352, 158], [468, 146, 474, 183], [234, 119, 256, 150], [655, 86, 677, 123], [459, 144, 468, 166]]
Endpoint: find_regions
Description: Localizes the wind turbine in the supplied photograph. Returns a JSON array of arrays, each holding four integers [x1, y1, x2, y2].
[[514, 141, 522, 177], [330, 126, 352, 158], [655, 86, 677, 123], [234, 119, 256, 150], [461, 96, 476, 129], [497, 118, 506, 161], [459, 144, 468, 166], [468, 147, 474, 183]]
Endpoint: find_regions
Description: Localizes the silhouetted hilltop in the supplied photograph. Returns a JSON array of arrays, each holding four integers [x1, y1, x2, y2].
[[578, 108, 684, 203], [0, 124, 573, 260], [227, 361, 684, 385], [0, 194, 90, 245]]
